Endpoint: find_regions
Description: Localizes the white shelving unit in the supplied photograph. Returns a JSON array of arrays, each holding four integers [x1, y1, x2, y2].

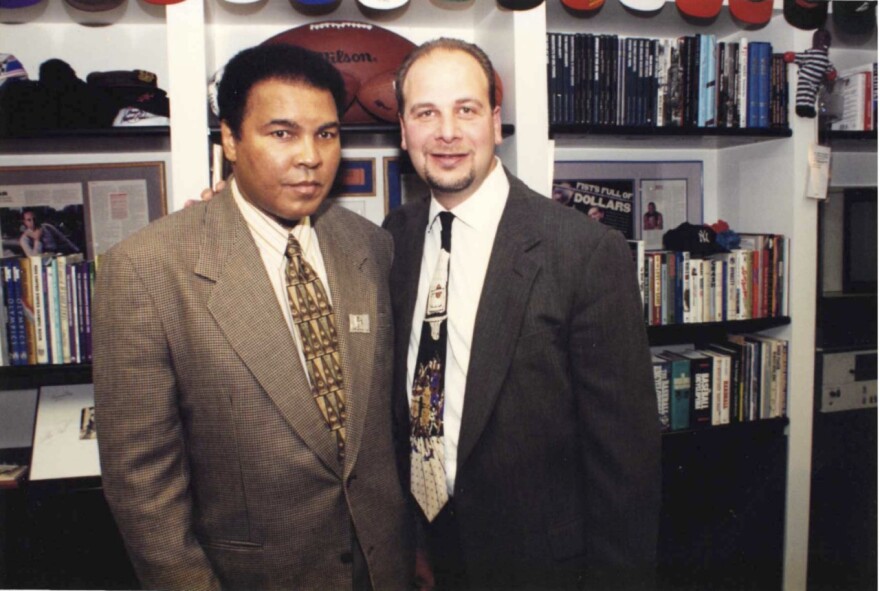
[[0, 1, 875, 589]]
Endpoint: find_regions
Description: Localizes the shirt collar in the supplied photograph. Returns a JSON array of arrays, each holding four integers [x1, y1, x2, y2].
[[231, 177, 313, 257], [427, 157, 509, 234]]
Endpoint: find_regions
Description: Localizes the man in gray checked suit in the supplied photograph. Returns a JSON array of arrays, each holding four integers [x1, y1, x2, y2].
[[385, 38, 661, 590], [93, 44, 412, 591]]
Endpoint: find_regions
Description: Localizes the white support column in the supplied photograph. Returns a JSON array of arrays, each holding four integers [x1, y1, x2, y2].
[[477, 5, 551, 197], [165, 0, 209, 212], [782, 40, 820, 590]]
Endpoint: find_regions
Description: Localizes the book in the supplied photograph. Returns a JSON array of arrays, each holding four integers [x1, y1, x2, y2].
[[652, 354, 672, 432], [627, 240, 646, 314], [26, 255, 54, 365], [703, 349, 731, 425], [680, 349, 713, 429], [658, 351, 691, 431], [738, 37, 749, 128], [831, 65, 874, 131]]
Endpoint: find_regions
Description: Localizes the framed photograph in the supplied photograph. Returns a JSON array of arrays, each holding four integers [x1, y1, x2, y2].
[[29, 384, 101, 481], [337, 158, 376, 196], [0, 162, 167, 261], [553, 161, 703, 249]]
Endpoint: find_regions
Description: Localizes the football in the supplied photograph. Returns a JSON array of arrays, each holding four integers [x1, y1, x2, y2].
[[357, 70, 505, 123], [263, 20, 416, 124]]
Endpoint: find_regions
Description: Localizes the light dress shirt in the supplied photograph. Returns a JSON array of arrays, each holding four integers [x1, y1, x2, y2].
[[231, 178, 332, 386], [406, 158, 510, 496]]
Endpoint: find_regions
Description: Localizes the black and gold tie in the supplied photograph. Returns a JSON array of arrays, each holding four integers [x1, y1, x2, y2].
[[285, 233, 346, 462]]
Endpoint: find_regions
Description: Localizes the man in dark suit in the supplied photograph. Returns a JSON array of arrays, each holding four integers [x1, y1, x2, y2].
[[93, 44, 412, 591], [384, 38, 661, 590]]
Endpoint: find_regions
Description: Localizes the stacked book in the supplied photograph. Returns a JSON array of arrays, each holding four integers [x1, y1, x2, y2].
[[547, 32, 788, 129], [0, 254, 95, 366], [653, 335, 789, 432]]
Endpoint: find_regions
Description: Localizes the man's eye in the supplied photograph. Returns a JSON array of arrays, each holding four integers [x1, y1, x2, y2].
[[416, 110, 434, 119], [271, 130, 291, 139], [319, 129, 339, 140]]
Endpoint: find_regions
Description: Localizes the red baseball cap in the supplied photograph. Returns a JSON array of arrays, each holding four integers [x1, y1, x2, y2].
[[675, 0, 722, 19], [561, 0, 605, 12], [729, 0, 774, 24]]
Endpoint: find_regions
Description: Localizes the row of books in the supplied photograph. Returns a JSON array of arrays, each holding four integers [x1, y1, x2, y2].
[[0, 254, 95, 366], [629, 234, 789, 326], [547, 32, 788, 129], [829, 63, 878, 132], [653, 334, 789, 432]]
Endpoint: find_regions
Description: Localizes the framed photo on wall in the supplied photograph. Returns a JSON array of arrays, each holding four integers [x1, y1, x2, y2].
[[552, 161, 703, 249], [0, 162, 167, 261]]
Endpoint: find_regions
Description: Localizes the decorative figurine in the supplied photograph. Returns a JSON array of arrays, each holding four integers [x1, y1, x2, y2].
[[784, 28, 837, 118]]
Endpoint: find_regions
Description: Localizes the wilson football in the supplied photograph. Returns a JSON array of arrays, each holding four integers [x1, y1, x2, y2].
[[263, 20, 416, 124], [357, 69, 505, 123]]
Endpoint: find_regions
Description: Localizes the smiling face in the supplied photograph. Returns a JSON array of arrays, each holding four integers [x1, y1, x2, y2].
[[221, 78, 341, 224], [398, 48, 502, 209]]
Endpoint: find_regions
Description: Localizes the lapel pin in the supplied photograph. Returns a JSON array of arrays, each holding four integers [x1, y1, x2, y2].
[[349, 314, 370, 334]]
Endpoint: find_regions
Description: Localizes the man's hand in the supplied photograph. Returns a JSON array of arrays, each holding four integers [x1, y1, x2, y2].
[[184, 180, 227, 208]]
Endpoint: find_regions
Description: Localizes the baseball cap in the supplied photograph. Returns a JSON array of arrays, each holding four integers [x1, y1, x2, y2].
[[729, 0, 774, 25], [675, 0, 722, 19], [0, 0, 41, 7], [356, 0, 408, 10], [497, 0, 544, 9], [64, 0, 124, 9], [662, 222, 729, 256], [832, 1, 877, 35], [289, 0, 341, 15], [784, 0, 829, 29], [561, 0, 605, 11], [619, 0, 665, 12]]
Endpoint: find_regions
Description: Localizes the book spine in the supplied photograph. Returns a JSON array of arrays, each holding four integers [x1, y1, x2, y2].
[[739, 38, 749, 128], [653, 356, 671, 432], [689, 354, 712, 429], [669, 358, 691, 431], [29, 256, 48, 364]]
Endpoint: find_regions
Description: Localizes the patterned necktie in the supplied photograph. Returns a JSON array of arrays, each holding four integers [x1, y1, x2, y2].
[[285, 233, 346, 462], [410, 211, 454, 522]]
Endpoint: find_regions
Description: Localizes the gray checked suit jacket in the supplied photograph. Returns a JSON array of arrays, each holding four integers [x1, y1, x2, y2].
[[94, 185, 413, 591], [384, 169, 661, 590]]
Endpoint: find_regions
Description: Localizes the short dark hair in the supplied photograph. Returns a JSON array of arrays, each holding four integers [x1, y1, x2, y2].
[[394, 38, 497, 116], [218, 43, 347, 139]]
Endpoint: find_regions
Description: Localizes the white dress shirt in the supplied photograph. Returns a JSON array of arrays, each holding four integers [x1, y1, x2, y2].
[[231, 178, 332, 384], [406, 158, 510, 495]]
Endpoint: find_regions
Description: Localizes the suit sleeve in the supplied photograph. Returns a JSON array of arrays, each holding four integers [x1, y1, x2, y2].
[[568, 228, 661, 589], [93, 248, 221, 591]]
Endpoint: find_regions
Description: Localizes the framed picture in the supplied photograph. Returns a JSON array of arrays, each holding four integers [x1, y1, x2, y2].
[[337, 158, 376, 196], [0, 162, 167, 261], [29, 384, 100, 481], [552, 161, 703, 249]]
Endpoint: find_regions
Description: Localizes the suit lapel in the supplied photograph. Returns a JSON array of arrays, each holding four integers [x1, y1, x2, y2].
[[198, 189, 342, 476], [456, 189, 542, 471], [313, 205, 376, 479]]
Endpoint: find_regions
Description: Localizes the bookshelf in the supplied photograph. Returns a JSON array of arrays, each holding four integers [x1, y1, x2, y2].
[[0, 1, 874, 589]]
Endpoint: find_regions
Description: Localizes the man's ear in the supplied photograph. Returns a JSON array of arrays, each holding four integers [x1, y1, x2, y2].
[[220, 121, 237, 164], [399, 115, 408, 151]]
